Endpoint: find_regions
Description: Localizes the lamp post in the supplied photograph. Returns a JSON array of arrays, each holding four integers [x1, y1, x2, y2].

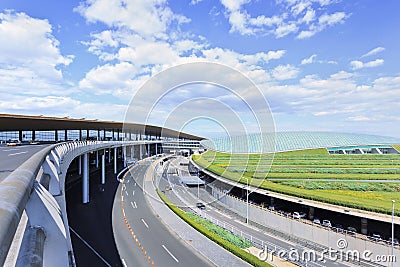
[[246, 178, 249, 224], [392, 200, 395, 267]]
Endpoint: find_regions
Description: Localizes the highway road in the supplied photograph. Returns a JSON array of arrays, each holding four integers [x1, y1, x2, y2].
[[0, 144, 50, 182], [112, 160, 214, 267], [160, 156, 378, 267]]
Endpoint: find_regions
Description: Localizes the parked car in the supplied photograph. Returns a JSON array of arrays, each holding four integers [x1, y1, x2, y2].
[[299, 212, 307, 218], [313, 218, 321, 224], [333, 224, 344, 233], [388, 238, 400, 246], [292, 212, 301, 219], [196, 202, 206, 210], [322, 220, 332, 228], [346, 227, 357, 235], [368, 233, 383, 242]]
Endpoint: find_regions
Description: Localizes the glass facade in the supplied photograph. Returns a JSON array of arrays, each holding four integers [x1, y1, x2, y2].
[[201, 132, 400, 153]]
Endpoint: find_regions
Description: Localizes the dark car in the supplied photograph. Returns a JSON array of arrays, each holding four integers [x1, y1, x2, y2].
[[196, 202, 206, 210]]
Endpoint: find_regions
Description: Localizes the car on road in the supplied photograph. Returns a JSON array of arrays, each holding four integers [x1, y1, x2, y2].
[[368, 233, 383, 242], [332, 224, 344, 233], [196, 202, 206, 210], [322, 220, 332, 228], [292, 212, 306, 219], [346, 227, 357, 235], [388, 238, 399, 246], [6, 139, 21, 146], [313, 218, 321, 225]]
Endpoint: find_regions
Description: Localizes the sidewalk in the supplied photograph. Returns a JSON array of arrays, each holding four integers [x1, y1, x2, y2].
[[143, 159, 251, 267]]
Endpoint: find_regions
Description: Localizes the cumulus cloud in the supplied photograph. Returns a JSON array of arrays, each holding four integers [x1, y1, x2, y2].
[[350, 59, 384, 70], [220, 0, 348, 39], [74, 0, 190, 39], [272, 64, 300, 80], [297, 11, 347, 39], [0, 11, 74, 95]]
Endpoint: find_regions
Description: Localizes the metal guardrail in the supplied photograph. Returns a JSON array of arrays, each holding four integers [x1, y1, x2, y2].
[[0, 140, 159, 266]]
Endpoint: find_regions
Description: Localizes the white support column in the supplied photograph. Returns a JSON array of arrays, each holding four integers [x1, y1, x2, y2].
[[78, 155, 82, 175], [108, 148, 111, 163], [123, 146, 127, 167], [82, 153, 89, 204], [102, 153, 106, 184], [140, 144, 143, 160], [155, 143, 158, 155], [147, 143, 150, 157], [114, 147, 117, 174], [96, 150, 99, 168]]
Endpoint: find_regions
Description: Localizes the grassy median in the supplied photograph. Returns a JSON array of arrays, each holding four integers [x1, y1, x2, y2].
[[156, 189, 272, 267], [192, 149, 400, 216]]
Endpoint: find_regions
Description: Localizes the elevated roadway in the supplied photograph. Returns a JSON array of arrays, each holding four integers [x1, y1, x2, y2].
[[0, 144, 49, 182], [113, 160, 213, 267]]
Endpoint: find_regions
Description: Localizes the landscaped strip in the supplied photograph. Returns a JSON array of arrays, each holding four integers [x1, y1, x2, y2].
[[192, 149, 400, 216], [156, 189, 272, 267]]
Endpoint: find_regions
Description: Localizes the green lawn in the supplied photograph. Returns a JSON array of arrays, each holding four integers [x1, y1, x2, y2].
[[192, 147, 400, 215]]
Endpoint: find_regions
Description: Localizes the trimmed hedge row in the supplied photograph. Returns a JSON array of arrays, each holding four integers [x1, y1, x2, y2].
[[156, 190, 272, 267]]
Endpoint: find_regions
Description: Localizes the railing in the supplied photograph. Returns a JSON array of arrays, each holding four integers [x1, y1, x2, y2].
[[0, 140, 160, 266]]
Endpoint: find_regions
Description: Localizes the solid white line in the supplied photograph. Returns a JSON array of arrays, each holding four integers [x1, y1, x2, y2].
[[69, 227, 112, 267], [162, 245, 179, 262], [141, 218, 149, 228], [132, 190, 135, 196], [121, 259, 127, 267], [8, 151, 28, 156]]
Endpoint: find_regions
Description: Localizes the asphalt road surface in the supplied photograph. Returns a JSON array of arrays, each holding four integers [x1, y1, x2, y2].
[[113, 160, 214, 267], [66, 162, 123, 267], [0, 144, 50, 182]]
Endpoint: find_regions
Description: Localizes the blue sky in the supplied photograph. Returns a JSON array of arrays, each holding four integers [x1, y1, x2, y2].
[[0, 0, 399, 138]]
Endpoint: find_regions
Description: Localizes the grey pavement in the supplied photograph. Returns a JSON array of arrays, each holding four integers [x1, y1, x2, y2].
[[143, 159, 252, 267]]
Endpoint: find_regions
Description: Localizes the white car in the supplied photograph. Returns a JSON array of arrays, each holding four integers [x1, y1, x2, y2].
[[292, 212, 301, 219], [322, 220, 332, 227], [313, 218, 321, 224]]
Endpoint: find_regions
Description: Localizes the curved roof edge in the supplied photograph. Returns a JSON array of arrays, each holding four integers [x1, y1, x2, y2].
[[0, 113, 203, 140], [201, 131, 400, 153]]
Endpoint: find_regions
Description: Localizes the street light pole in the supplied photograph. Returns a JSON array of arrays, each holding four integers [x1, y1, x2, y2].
[[246, 178, 249, 224], [392, 200, 395, 267]]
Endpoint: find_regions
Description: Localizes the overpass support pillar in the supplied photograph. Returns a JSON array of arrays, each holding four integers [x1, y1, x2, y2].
[[78, 155, 82, 175], [114, 147, 117, 174], [82, 153, 89, 204], [108, 148, 111, 163], [147, 143, 150, 156], [156, 143, 158, 155], [140, 144, 143, 160], [361, 218, 368, 235], [123, 146, 127, 167], [96, 150, 99, 168], [102, 153, 106, 184]]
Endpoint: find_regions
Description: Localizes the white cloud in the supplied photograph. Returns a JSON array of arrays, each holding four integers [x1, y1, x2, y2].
[[297, 11, 348, 39], [220, 0, 348, 39], [74, 0, 190, 39], [350, 59, 384, 70], [272, 64, 300, 80], [300, 8, 315, 24], [274, 22, 298, 38], [361, 47, 385, 58], [0, 11, 74, 95], [301, 54, 317, 65], [346, 115, 372, 122]]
